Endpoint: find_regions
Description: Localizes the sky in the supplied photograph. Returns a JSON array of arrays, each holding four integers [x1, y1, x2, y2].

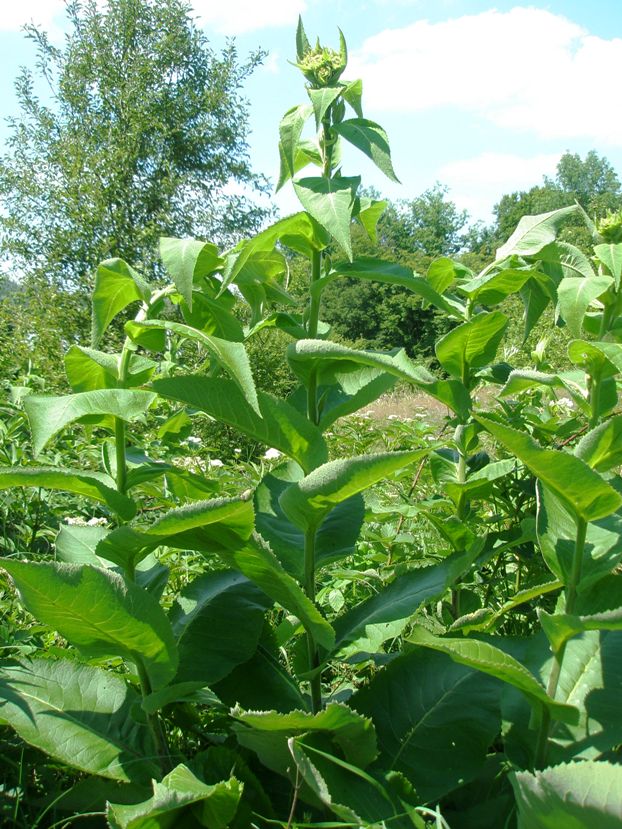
[[1, 0, 622, 225]]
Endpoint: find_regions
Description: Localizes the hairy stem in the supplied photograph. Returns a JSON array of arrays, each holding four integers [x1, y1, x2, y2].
[[535, 516, 587, 767], [114, 343, 133, 497], [304, 527, 322, 713], [136, 659, 173, 774]]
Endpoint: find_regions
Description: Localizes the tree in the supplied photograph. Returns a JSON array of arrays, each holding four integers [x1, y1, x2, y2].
[[492, 151, 622, 253], [0, 0, 268, 294], [385, 184, 469, 259]]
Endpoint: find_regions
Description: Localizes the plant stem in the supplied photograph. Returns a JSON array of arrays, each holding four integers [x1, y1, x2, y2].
[[588, 372, 602, 430], [304, 527, 322, 713], [534, 516, 587, 767], [136, 659, 173, 774], [114, 343, 133, 496]]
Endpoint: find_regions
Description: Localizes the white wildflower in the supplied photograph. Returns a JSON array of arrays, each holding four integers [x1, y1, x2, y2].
[[557, 397, 575, 409], [264, 447, 282, 460], [208, 458, 224, 468], [234, 448, 242, 455], [186, 436, 201, 445], [87, 517, 108, 527], [64, 516, 88, 526]]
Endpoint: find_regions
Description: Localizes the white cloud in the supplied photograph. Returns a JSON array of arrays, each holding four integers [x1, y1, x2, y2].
[[349, 7, 622, 146], [439, 152, 562, 220], [0, 0, 66, 32], [191, 0, 307, 35]]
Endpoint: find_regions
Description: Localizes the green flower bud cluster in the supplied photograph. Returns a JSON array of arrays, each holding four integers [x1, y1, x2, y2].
[[597, 209, 622, 244], [294, 18, 347, 89]]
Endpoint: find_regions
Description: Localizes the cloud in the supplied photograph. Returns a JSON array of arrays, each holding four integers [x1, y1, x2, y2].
[[349, 7, 622, 146], [439, 151, 562, 220], [0, 0, 66, 32], [191, 0, 307, 35]]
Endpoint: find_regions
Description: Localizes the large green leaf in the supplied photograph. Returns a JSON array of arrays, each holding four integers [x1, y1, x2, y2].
[[255, 462, 364, 581], [159, 237, 223, 309], [169, 570, 270, 685], [222, 212, 330, 289], [0, 466, 136, 520], [125, 319, 259, 415], [409, 627, 578, 724], [56, 523, 110, 565], [511, 761, 622, 829], [496, 205, 580, 259], [293, 175, 360, 259], [107, 764, 242, 829], [536, 484, 622, 590], [333, 118, 399, 182], [277, 103, 314, 190], [557, 275, 613, 337], [91, 258, 150, 346], [500, 369, 591, 416], [152, 376, 327, 473], [352, 649, 501, 802], [474, 414, 622, 522], [65, 346, 156, 393], [280, 449, 428, 533], [307, 86, 342, 127], [458, 268, 534, 306], [435, 311, 508, 382], [287, 339, 471, 416], [0, 658, 157, 783], [332, 547, 480, 659], [539, 607, 622, 654], [24, 389, 156, 456], [289, 740, 416, 829], [2, 561, 178, 689], [594, 242, 622, 289], [217, 533, 335, 651], [181, 292, 245, 342], [568, 339, 622, 376], [97, 496, 254, 571], [355, 197, 387, 243], [311, 258, 463, 317], [233, 703, 377, 775]]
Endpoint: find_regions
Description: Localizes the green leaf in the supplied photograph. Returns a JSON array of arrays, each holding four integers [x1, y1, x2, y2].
[[499, 369, 590, 416], [536, 241, 596, 280], [355, 198, 387, 243], [333, 118, 399, 182], [159, 237, 223, 309], [295, 15, 310, 61], [287, 339, 471, 417], [307, 86, 342, 127], [409, 627, 578, 724], [342, 78, 363, 117], [352, 649, 501, 802], [435, 312, 508, 382], [458, 268, 534, 306], [255, 462, 364, 581], [223, 212, 330, 288], [153, 376, 327, 473], [280, 449, 427, 532], [511, 761, 622, 829], [125, 319, 259, 415], [557, 275, 613, 337], [0, 466, 136, 520], [107, 764, 242, 829], [568, 339, 622, 376], [24, 389, 156, 457], [333, 547, 480, 659], [65, 346, 156, 393], [277, 104, 314, 191], [181, 293, 245, 342], [574, 416, 622, 472], [91, 258, 150, 346], [218, 533, 335, 651], [0, 658, 157, 783], [56, 523, 110, 565], [97, 496, 254, 571], [170, 570, 270, 685], [496, 205, 581, 259], [474, 414, 622, 522], [293, 176, 360, 259], [427, 257, 472, 294], [233, 702, 377, 773], [2, 561, 178, 689], [536, 484, 622, 590], [595, 242, 622, 289], [539, 607, 622, 654]]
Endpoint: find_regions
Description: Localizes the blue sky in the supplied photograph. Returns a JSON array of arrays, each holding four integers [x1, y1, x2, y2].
[[1, 1, 622, 224]]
